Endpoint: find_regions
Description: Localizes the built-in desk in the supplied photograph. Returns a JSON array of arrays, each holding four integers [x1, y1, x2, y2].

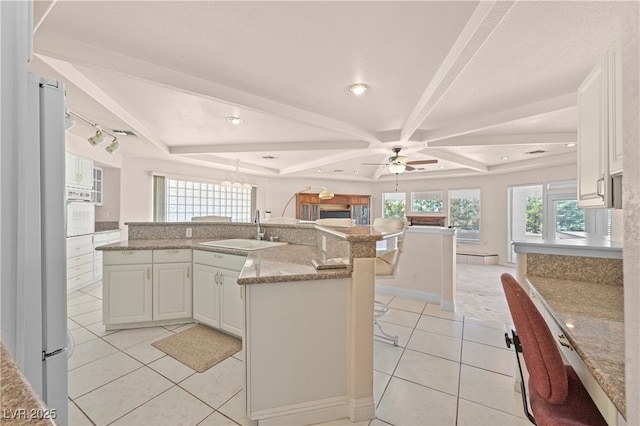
[[513, 240, 625, 424]]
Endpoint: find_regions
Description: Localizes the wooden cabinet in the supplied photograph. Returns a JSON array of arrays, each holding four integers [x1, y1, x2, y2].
[[65, 152, 93, 189], [577, 39, 622, 209], [296, 193, 371, 224], [193, 250, 245, 338], [152, 249, 192, 321], [103, 250, 153, 326]]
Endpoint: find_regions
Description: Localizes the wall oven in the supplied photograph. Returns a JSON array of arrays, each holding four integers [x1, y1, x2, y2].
[[66, 188, 95, 237]]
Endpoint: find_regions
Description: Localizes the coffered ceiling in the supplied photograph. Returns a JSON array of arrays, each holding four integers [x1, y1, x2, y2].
[[30, 1, 632, 183]]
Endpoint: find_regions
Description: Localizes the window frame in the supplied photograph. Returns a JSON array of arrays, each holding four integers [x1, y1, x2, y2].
[[448, 188, 481, 243]]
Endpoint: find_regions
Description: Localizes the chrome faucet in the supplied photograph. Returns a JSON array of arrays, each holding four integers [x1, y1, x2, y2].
[[254, 209, 265, 240]]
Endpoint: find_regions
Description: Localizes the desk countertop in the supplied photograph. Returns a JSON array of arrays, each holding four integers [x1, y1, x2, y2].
[[524, 275, 625, 416]]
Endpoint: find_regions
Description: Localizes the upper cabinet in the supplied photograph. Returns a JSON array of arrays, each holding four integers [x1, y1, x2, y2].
[[295, 193, 371, 224], [577, 39, 623, 209], [65, 152, 94, 189]]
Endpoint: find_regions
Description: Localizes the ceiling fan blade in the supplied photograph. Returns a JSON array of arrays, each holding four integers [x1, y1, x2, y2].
[[361, 163, 389, 166], [407, 159, 438, 165]]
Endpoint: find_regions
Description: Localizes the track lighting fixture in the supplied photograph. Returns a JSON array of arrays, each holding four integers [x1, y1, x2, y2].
[[87, 128, 105, 146], [67, 110, 126, 155], [105, 138, 120, 154]]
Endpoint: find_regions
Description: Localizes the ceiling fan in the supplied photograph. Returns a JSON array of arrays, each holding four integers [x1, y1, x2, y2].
[[362, 147, 438, 174]]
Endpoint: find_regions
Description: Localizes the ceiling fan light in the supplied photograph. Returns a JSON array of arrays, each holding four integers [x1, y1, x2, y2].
[[389, 163, 406, 174]]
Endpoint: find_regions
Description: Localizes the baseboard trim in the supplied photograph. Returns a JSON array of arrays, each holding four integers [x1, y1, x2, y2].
[[252, 396, 350, 425], [348, 396, 375, 422], [440, 299, 456, 312]]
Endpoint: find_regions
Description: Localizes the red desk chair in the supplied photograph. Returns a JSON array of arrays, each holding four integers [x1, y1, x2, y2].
[[501, 273, 607, 426]]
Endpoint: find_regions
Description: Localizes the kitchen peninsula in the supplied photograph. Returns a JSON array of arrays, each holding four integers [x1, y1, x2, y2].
[[97, 221, 402, 425], [513, 239, 624, 425]]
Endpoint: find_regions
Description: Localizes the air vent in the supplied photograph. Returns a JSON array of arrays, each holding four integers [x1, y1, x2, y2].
[[525, 149, 546, 155], [262, 156, 276, 159]]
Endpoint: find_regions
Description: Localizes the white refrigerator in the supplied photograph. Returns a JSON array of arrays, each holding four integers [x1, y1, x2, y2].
[[20, 73, 68, 424]]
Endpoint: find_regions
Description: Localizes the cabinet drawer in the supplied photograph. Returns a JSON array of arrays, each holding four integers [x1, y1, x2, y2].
[[67, 270, 93, 291], [67, 252, 94, 269], [67, 241, 94, 258], [68, 261, 94, 279], [104, 250, 153, 265], [94, 231, 121, 245], [153, 249, 193, 263], [193, 250, 246, 271]]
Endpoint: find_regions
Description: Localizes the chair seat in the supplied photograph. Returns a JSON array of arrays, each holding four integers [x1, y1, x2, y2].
[[529, 365, 607, 426]]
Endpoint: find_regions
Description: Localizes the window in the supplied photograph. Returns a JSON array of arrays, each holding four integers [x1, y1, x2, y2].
[[411, 191, 443, 213], [449, 189, 480, 242], [92, 167, 103, 205], [153, 176, 252, 222], [382, 192, 406, 218], [508, 184, 543, 263], [544, 193, 610, 240]]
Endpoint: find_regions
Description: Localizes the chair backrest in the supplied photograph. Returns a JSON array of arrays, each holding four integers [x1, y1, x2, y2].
[[501, 273, 568, 404], [374, 218, 408, 277]]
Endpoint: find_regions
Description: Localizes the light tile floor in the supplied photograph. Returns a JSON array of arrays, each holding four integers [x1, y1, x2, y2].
[[67, 263, 529, 425]]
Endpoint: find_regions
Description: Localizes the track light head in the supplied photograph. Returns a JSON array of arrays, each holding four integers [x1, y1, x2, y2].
[[105, 138, 120, 154], [88, 128, 105, 146]]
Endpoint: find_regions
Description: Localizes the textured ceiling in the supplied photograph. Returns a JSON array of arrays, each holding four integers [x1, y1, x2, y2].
[[29, 1, 635, 183]]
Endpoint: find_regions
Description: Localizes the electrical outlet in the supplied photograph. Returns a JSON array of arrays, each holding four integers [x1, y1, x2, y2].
[[186, 228, 192, 238]]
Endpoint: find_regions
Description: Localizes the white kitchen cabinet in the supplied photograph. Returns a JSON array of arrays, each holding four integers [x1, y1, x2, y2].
[[152, 249, 192, 321], [103, 250, 153, 326], [93, 230, 121, 281], [193, 250, 245, 338], [608, 38, 623, 176], [65, 152, 93, 189], [66, 234, 95, 292], [577, 39, 623, 209]]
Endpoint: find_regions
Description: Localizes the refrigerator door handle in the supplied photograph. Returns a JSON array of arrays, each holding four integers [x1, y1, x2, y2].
[[42, 348, 65, 361]]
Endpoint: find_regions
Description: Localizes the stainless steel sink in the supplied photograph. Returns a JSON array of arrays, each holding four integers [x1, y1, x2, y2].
[[199, 238, 287, 251]]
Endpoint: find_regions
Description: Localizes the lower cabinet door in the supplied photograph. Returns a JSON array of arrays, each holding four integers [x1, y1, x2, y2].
[[103, 264, 152, 325], [153, 262, 193, 321], [220, 270, 244, 338], [193, 263, 221, 329]]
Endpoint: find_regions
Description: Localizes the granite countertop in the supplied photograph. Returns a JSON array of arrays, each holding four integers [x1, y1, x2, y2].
[[1, 342, 56, 425], [96, 238, 352, 285], [524, 275, 625, 416], [513, 239, 623, 259]]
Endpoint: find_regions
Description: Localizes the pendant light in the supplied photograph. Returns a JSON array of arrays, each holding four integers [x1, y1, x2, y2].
[[221, 160, 252, 190]]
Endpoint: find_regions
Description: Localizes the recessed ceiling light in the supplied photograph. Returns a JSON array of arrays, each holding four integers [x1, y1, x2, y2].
[[353, 170, 359, 174], [501, 156, 510, 160], [565, 143, 576, 147], [227, 117, 244, 125], [438, 165, 444, 169], [349, 83, 368, 95], [316, 168, 323, 173], [111, 129, 137, 137]]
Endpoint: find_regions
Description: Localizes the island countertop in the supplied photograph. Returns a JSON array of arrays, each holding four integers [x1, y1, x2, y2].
[[96, 238, 353, 285], [524, 275, 625, 417]]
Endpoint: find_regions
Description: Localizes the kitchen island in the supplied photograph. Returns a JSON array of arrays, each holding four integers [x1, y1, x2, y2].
[[513, 240, 624, 425], [97, 221, 402, 425]]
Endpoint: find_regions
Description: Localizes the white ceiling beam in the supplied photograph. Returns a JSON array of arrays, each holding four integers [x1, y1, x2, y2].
[[170, 140, 370, 155], [421, 93, 577, 143], [422, 148, 489, 172], [278, 149, 369, 176], [36, 54, 171, 153], [34, 33, 381, 145], [400, 0, 516, 141], [181, 155, 279, 176], [427, 132, 577, 147], [487, 152, 577, 172]]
